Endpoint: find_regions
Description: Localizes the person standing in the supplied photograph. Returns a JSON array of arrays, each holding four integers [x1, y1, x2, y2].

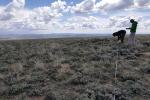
[[126, 19, 138, 45]]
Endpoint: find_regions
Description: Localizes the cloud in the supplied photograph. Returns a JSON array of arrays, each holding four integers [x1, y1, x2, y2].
[[63, 16, 110, 30], [94, 0, 150, 12], [0, 7, 4, 13], [109, 16, 130, 28], [95, 0, 133, 12], [71, 0, 95, 13], [32, 7, 62, 23], [23, 0, 68, 30], [0, 0, 25, 21], [51, 0, 67, 11], [143, 19, 150, 29], [134, 0, 150, 8], [0, 0, 67, 31], [0, 0, 150, 34], [20, 0, 67, 30], [0, 0, 66, 22], [107, 15, 143, 29], [6, 0, 25, 11]]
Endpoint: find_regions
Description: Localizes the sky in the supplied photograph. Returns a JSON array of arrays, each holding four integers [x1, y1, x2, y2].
[[0, 0, 149, 34]]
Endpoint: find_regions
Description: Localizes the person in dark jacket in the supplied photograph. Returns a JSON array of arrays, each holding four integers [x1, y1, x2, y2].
[[113, 30, 126, 43], [126, 19, 138, 45]]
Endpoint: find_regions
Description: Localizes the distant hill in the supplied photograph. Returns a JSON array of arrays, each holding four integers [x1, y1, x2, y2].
[[0, 33, 111, 40]]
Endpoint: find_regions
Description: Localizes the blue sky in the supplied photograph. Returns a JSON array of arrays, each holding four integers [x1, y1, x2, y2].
[[0, 0, 11, 5], [0, 0, 149, 34]]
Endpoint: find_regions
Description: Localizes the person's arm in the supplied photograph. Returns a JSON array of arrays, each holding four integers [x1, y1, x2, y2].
[[126, 28, 131, 29]]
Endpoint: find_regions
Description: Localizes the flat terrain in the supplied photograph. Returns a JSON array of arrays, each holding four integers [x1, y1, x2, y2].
[[0, 35, 150, 100]]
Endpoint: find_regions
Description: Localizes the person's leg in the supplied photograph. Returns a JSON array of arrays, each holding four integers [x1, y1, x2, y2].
[[133, 32, 136, 45], [128, 33, 132, 45], [129, 32, 135, 45], [128, 32, 135, 45], [131, 32, 135, 45], [121, 38, 123, 43], [118, 36, 119, 41], [121, 35, 125, 43], [121, 33, 125, 43]]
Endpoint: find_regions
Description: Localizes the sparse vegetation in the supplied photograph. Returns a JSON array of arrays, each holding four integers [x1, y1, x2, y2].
[[0, 35, 150, 100]]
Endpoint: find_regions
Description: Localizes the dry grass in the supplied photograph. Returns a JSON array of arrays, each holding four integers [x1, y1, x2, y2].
[[0, 35, 150, 100], [9, 63, 24, 73], [35, 61, 47, 71]]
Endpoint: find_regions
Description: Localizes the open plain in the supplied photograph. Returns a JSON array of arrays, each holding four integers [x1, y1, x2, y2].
[[0, 35, 150, 100]]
